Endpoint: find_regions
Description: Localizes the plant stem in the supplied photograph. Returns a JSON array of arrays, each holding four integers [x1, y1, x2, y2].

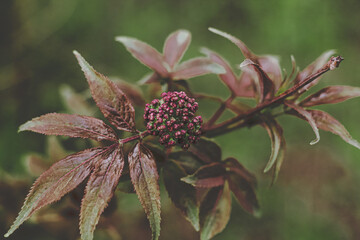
[[119, 130, 150, 145], [205, 95, 235, 128], [205, 56, 343, 137]]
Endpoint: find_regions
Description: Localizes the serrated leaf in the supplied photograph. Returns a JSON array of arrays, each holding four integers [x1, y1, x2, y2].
[[80, 146, 124, 240], [182, 162, 226, 188], [200, 183, 231, 240], [285, 101, 320, 145], [128, 143, 161, 240], [5, 147, 108, 238], [74, 51, 136, 132], [224, 158, 259, 215], [262, 117, 285, 173], [115, 36, 169, 77], [300, 85, 360, 107], [201, 48, 238, 95], [163, 160, 199, 231], [240, 59, 275, 103], [60, 84, 95, 116], [19, 113, 117, 142], [171, 57, 226, 80], [308, 110, 360, 149], [163, 29, 191, 68], [189, 138, 222, 163]]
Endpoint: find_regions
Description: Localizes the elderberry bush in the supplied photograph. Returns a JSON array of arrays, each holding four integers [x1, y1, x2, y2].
[[5, 28, 360, 240]]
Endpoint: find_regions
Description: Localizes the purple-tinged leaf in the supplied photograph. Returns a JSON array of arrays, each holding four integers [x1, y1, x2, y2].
[[308, 110, 360, 149], [112, 78, 146, 106], [60, 84, 95, 116], [301, 85, 360, 107], [115, 37, 169, 77], [171, 57, 226, 80], [74, 51, 136, 132], [224, 158, 256, 184], [258, 55, 282, 91], [163, 29, 191, 68], [296, 50, 336, 84], [189, 138, 222, 163], [295, 50, 336, 95], [240, 59, 275, 103], [209, 27, 254, 59], [128, 143, 161, 240], [5, 147, 108, 238], [285, 101, 320, 145], [182, 163, 226, 188], [224, 158, 260, 215], [19, 113, 117, 142], [236, 72, 257, 98], [163, 160, 199, 231], [80, 147, 124, 240], [200, 184, 231, 240], [201, 48, 238, 95], [262, 117, 285, 173]]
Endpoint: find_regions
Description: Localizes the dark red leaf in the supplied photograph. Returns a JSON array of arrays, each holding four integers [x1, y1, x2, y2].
[[5, 147, 109, 238], [182, 162, 226, 188], [308, 110, 360, 150], [285, 101, 320, 145], [128, 142, 161, 240], [163, 160, 199, 231], [169, 151, 203, 175], [19, 113, 117, 142], [257, 55, 282, 91], [74, 51, 136, 132], [80, 146, 124, 240], [171, 57, 225, 80], [224, 158, 256, 185], [115, 37, 169, 77], [199, 184, 231, 240], [240, 59, 275, 103], [189, 138, 222, 163], [163, 29, 191, 68], [300, 85, 360, 107], [224, 158, 259, 215]]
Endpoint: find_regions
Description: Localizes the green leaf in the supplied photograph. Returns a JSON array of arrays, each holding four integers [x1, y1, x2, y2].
[[163, 160, 199, 231], [73, 51, 136, 132], [128, 142, 161, 240], [5, 147, 108, 238], [80, 146, 124, 240], [200, 183, 232, 240]]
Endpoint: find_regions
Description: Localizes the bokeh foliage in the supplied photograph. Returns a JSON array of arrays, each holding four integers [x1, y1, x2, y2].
[[1, 0, 360, 239]]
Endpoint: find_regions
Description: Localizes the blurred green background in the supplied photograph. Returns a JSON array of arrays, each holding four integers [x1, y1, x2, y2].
[[1, 0, 360, 239]]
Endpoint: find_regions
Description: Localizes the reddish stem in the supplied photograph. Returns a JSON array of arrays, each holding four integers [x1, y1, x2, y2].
[[205, 56, 343, 137], [119, 130, 150, 145]]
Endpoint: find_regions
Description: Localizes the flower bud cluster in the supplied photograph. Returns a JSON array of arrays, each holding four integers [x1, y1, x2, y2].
[[144, 91, 202, 149]]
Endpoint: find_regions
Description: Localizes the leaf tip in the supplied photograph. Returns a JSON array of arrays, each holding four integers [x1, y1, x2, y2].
[[310, 137, 320, 145]]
